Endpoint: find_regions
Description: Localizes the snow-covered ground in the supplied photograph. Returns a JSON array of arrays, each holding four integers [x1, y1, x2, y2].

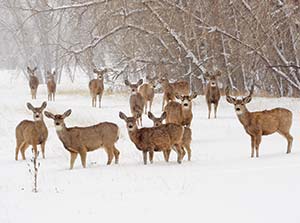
[[1, 70, 300, 223]]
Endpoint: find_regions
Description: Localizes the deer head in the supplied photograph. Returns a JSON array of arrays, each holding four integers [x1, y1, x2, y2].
[[27, 66, 38, 76], [175, 93, 198, 109], [205, 70, 221, 88], [124, 79, 143, 94], [27, 102, 47, 121], [93, 68, 107, 80], [226, 85, 254, 115], [119, 112, 138, 131], [44, 109, 72, 131], [148, 111, 166, 127]]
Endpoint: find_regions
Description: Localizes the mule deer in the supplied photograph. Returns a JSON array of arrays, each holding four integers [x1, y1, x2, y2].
[[138, 77, 155, 114], [226, 86, 293, 158], [205, 70, 221, 119], [27, 66, 39, 99], [89, 68, 107, 108], [164, 93, 197, 127], [159, 77, 190, 111], [15, 102, 48, 160], [124, 79, 145, 126], [148, 111, 193, 161], [44, 109, 120, 169], [119, 112, 184, 164], [47, 71, 56, 101]]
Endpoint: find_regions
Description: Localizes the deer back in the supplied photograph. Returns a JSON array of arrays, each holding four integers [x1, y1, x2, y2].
[[138, 83, 154, 101], [29, 76, 39, 90], [241, 108, 292, 136], [171, 80, 190, 96], [164, 101, 183, 125], [57, 122, 119, 153], [129, 93, 144, 117]]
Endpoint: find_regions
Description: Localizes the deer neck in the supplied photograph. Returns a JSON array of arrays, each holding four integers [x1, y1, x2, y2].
[[34, 118, 46, 128], [237, 108, 251, 127], [128, 128, 141, 146]]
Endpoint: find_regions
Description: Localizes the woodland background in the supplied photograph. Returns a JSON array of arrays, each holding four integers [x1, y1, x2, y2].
[[0, 0, 299, 96]]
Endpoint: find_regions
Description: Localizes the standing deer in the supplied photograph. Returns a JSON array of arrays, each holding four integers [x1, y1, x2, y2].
[[159, 77, 190, 111], [47, 71, 56, 101], [205, 70, 221, 119], [124, 79, 145, 126], [15, 102, 48, 160], [226, 86, 293, 158], [119, 112, 184, 164], [27, 66, 39, 99], [148, 111, 193, 161], [138, 77, 155, 114], [44, 109, 120, 169], [89, 68, 107, 108], [164, 93, 197, 127]]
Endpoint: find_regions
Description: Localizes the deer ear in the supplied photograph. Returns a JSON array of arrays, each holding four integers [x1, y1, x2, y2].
[[137, 79, 143, 86], [226, 96, 236, 104], [147, 111, 155, 120], [40, 101, 47, 110], [160, 112, 167, 120], [27, 103, 34, 111], [63, 109, 72, 118], [215, 70, 221, 77], [93, 69, 98, 74], [44, 111, 55, 119], [190, 92, 197, 99], [124, 80, 130, 86], [175, 94, 183, 100], [119, 112, 127, 121], [243, 96, 252, 104]]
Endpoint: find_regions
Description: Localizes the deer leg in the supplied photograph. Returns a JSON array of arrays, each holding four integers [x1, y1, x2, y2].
[[32, 144, 38, 159], [149, 99, 153, 113], [149, 150, 154, 164], [143, 151, 148, 165], [70, 152, 78, 169], [163, 150, 169, 162], [98, 94, 102, 108], [278, 131, 293, 154], [20, 143, 29, 160], [162, 95, 165, 111], [184, 142, 192, 161], [207, 103, 211, 119], [15, 141, 25, 161], [285, 133, 293, 154], [53, 92, 55, 101], [105, 146, 114, 165], [144, 101, 148, 114], [113, 146, 120, 164], [41, 141, 46, 159], [214, 102, 219, 119], [255, 135, 262, 158], [174, 144, 183, 164], [79, 147, 87, 168], [251, 136, 255, 158]]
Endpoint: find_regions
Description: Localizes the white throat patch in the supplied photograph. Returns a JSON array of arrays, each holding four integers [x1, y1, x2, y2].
[[235, 110, 243, 115], [55, 125, 63, 131]]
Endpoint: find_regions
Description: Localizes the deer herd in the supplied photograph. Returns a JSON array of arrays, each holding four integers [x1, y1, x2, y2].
[[15, 67, 294, 169]]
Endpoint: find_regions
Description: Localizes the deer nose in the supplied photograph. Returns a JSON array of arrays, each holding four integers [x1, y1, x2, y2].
[[236, 108, 241, 111], [55, 122, 60, 126], [183, 103, 188, 107], [35, 115, 40, 118], [128, 124, 133, 128]]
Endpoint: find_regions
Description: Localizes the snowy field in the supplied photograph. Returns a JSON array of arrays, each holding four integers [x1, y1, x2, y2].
[[1, 70, 300, 223]]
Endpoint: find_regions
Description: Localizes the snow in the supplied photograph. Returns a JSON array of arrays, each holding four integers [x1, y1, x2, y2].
[[1, 70, 300, 223]]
